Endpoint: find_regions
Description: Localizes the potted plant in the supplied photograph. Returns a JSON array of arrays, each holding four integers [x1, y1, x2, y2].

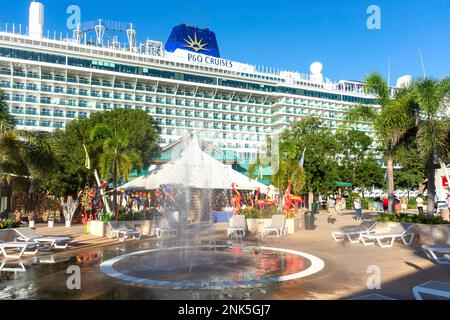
[[27, 211, 36, 228], [61, 196, 79, 228], [47, 210, 55, 228]]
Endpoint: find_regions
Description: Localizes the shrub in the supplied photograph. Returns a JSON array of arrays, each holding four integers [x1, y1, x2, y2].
[[0, 219, 18, 230], [408, 197, 418, 209], [374, 213, 450, 225], [241, 206, 282, 219]]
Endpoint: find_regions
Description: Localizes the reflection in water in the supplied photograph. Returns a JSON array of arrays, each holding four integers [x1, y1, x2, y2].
[[113, 246, 308, 284], [0, 241, 311, 300]]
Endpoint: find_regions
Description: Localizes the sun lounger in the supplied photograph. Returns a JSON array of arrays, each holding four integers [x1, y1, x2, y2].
[[0, 262, 26, 272], [263, 215, 287, 238], [227, 215, 247, 239], [154, 216, 177, 239], [422, 245, 450, 265], [332, 221, 378, 243], [413, 281, 450, 300], [0, 241, 40, 259], [360, 223, 414, 248], [349, 294, 397, 300], [108, 222, 142, 242], [13, 227, 71, 250]]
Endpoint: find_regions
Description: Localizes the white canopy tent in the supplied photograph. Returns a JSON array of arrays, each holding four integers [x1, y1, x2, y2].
[[121, 136, 276, 194]]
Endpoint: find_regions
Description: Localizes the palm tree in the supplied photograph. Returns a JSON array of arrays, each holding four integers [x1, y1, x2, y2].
[[0, 91, 15, 133], [412, 77, 450, 217], [0, 90, 58, 211], [90, 124, 142, 219], [347, 73, 417, 213]]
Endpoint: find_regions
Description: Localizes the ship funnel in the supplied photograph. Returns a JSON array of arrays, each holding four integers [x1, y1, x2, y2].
[[29, 1, 45, 39]]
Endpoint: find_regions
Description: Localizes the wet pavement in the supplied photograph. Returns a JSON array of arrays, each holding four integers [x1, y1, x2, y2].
[[1, 212, 449, 300]]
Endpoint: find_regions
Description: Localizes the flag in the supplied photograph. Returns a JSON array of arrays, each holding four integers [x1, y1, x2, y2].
[[299, 148, 306, 168], [83, 144, 91, 170]]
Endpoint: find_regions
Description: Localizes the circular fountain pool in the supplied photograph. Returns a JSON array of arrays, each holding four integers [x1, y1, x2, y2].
[[100, 245, 325, 288]]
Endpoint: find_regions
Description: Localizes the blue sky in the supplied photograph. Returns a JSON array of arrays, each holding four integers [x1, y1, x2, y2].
[[2, 0, 449, 83]]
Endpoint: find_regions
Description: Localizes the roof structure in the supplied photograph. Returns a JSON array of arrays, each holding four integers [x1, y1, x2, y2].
[[121, 135, 272, 191]]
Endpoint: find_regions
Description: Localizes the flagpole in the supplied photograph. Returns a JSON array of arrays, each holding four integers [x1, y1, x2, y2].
[[84, 144, 112, 214]]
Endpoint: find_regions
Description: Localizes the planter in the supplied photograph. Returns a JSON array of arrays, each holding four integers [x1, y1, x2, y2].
[[29, 221, 35, 228], [87, 220, 155, 238], [65, 220, 72, 228], [246, 218, 301, 235], [48, 221, 55, 228]]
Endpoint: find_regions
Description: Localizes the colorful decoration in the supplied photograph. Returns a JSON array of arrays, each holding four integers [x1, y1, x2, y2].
[[284, 180, 303, 218], [253, 187, 266, 210], [264, 187, 278, 207], [231, 183, 243, 215]]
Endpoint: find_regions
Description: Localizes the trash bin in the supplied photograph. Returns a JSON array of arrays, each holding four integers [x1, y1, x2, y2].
[[311, 202, 320, 215], [304, 212, 315, 230]]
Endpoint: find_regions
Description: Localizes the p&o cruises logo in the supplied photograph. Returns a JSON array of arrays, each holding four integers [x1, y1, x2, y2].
[[183, 33, 209, 53]]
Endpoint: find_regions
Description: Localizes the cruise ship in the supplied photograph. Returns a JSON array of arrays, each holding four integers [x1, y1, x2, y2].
[[0, 2, 380, 162]]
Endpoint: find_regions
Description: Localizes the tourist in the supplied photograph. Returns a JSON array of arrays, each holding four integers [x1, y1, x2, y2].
[[382, 197, 389, 213], [354, 197, 362, 221], [335, 199, 342, 216], [416, 195, 424, 215], [394, 198, 402, 215], [327, 197, 336, 215], [401, 195, 408, 213]]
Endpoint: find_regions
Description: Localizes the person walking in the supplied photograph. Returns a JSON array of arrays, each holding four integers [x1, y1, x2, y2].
[[416, 195, 424, 215], [328, 197, 336, 215], [354, 197, 362, 221], [335, 197, 342, 216], [382, 197, 389, 213], [401, 195, 408, 213]]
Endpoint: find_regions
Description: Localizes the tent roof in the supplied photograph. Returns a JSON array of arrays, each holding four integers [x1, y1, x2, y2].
[[121, 136, 273, 191]]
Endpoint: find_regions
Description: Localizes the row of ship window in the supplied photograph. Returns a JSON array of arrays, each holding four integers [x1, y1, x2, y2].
[[0, 46, 377, 105], [2, 90, 358, 117], [0, 75, 271, 106]]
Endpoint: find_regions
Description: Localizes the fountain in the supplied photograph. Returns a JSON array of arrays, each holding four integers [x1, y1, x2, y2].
[[100, 133, 325, 289]]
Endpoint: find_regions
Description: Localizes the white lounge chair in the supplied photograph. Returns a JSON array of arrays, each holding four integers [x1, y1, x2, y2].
[[422, 245, 450, 265], [349, 294, 396, 300], [413, 281, 450, 300], [0, 262, 26, 272], [360, 223, 414, 248], [227, 215, 247, 239], [0, 241, 40, 259], [108, 222, 142, 242], [154, 216, 177, 239], [263, 215, 287, 238], [332, 221, 378, 243], [14, 227, 71, 250]]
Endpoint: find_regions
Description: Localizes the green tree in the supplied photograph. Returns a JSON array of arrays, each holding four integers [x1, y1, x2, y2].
[[273, 159, 305, 194], [50, 109, 160, 197], [90, 124, 142, 219], [279, 117, 339, 198], [335, 129, 383, 192], [412, 77, 450, 217], [394, 145, 425, 198], [0, 91, 15, 132], [0, 91, 58, 210], [346, 73, 417, 212]]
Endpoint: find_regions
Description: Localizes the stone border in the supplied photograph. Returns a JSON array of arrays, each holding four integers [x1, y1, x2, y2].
[[100, 245, 325, 288]]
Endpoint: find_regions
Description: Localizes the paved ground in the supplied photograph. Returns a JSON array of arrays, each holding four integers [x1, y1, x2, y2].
[[1, 211, 449, 300]]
